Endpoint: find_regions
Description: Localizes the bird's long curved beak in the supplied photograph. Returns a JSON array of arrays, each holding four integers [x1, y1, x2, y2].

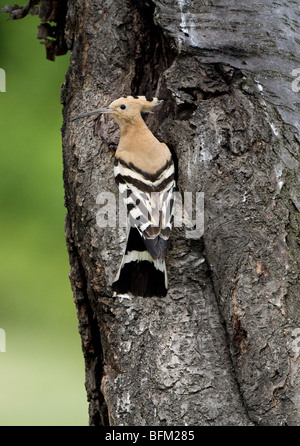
[[71, 107, 114, 121]]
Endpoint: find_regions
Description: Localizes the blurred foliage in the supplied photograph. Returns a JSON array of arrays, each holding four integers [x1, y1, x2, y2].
[[0, 3, 88, 425]]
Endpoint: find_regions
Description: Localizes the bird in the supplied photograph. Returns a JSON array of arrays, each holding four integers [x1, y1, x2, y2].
[[72, 95, 176, 297]]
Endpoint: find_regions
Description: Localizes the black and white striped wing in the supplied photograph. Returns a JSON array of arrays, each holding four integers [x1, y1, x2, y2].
[[114, 158, 175, 259]]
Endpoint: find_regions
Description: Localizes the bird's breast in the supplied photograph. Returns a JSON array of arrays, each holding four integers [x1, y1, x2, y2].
[[116, 138, 172, 176]]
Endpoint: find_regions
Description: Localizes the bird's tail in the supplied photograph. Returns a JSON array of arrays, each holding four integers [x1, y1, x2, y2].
[[112, 227, 168, 297]]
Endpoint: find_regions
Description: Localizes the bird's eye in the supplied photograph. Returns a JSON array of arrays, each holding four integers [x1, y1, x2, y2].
[[120, 104, 126, 110]]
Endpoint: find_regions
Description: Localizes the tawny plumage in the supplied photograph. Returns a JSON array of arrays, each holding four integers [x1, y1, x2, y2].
[[72, 95, 175, 297]]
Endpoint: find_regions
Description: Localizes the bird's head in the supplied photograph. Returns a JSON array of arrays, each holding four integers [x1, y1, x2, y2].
[[72, 95, 164, 124]]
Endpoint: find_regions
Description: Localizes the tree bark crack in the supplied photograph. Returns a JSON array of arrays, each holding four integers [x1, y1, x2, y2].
[[129, 0, 175, 97]]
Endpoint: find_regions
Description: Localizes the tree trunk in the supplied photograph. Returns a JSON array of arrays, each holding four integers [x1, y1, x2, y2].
[[56, 0, 300, 425]]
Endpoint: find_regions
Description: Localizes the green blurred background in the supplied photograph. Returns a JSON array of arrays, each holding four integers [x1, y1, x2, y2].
[[0, 3, 88, 425]]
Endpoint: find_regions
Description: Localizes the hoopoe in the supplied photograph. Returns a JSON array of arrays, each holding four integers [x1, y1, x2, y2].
[[72, 96, 175, 297]]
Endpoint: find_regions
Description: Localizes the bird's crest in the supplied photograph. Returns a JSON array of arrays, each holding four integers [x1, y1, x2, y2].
[[110, 96, 164, 113]]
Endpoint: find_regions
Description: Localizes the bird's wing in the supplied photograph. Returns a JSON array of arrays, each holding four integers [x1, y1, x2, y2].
[[114, 157, 175, 258]]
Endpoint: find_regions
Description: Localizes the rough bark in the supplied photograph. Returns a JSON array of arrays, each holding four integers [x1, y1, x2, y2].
[[2, 0, 68, 60], [62, 0, 300, 426], [10, 0, 299, 426]]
